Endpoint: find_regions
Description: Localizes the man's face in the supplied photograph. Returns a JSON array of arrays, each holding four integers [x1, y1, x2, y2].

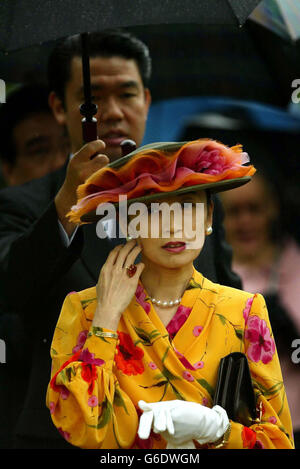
[[2, 112, 69, 186], [53, 56, 151, 162]]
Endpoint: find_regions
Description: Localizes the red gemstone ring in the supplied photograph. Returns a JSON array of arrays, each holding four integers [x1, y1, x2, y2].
[[126, 264, 137, 278]]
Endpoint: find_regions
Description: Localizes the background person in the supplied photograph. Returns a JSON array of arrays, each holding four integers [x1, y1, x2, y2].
[[221, 171, 300, 448], [0, 84, 69, 186]]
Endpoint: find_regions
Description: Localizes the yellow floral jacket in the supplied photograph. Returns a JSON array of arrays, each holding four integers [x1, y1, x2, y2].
[[46, 269, 294, 449]]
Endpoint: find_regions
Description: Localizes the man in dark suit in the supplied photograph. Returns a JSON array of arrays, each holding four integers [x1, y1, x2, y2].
[[0, 30, 241, 449]]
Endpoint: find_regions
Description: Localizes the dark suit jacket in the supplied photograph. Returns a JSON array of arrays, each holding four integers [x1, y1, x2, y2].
[[0, 161, 241, 448]]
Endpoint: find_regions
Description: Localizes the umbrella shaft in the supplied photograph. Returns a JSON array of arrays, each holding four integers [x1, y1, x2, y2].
[[80, 32, 98, 142], [82, 118, 98, 143], [81, 33, 92, 104]]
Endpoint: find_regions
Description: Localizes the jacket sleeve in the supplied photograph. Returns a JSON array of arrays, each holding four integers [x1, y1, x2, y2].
[[225, 293, 294, 449], [46, 291, 139, 449], [0, 191, 83, 311]]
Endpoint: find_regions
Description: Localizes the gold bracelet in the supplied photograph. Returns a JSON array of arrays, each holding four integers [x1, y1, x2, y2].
[[90, 327, 119, 340], [208, 422, 231, 449]]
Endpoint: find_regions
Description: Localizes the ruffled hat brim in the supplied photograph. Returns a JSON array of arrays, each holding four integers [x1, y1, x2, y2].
[[68, 139, 256, 224], [80, 176, 251, 222]]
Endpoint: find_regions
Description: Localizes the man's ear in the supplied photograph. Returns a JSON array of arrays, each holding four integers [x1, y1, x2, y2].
[[143, 88, 152, 115], [1, 161, 15, 186], [48, 91, 66, 126]]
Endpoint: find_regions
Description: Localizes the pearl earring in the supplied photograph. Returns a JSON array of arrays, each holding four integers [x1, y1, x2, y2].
[[206, 226, 213, 235]]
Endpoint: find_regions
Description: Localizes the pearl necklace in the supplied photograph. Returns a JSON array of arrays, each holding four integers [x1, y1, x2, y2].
[[150, 297, 181, 307]]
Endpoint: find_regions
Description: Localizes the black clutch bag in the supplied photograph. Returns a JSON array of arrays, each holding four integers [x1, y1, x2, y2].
[[213, 352, 260, 427]]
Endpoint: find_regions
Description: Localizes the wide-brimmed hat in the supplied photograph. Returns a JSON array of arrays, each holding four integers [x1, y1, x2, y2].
[[68, 139, 256, 224]]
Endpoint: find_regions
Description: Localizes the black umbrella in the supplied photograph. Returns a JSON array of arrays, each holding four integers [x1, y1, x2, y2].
[[0, 0, 261, 51], [0, 0, 261, 143]]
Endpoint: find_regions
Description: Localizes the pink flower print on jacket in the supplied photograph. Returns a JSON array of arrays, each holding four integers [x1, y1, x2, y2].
[[193, 325, 203, 337], [58, 427, 70, 441], [72, 330, 88, 353], [173, 346, 195, 371], [60, 387, 70, 400], [88, 395, 98, 408], [79, 348, 105, 367], [193, 361, 204, 370], [245, 315, 275, 364], [135, 284, 151, 314], [243, 296, 255, 323], [148, 362, 157, 370], [202, 397, 209, 406], [49, 401, 56, 414], [182, 370, 194, 382], [268, 416, 277, 424]]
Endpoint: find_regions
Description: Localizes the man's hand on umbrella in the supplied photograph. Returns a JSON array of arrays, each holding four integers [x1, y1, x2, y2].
[[55, 139, 109, 236]]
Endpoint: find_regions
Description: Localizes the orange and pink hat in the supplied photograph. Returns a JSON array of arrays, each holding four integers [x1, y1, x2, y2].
[[68, 139, 256, 224]]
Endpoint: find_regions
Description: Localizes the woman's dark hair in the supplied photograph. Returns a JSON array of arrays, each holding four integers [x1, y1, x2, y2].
[[205, 189, 212, 206], [47, 29, 152, 104]]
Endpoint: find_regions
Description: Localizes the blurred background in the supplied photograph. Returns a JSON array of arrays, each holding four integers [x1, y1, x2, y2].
[[1, 1, 300, 191]]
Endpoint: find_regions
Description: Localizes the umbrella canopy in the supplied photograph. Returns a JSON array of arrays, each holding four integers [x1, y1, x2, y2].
[[0, 0, 261, 144], [2, 20, 298, 106], [0, 0, 261, 52], [249, 0, 300, 42]]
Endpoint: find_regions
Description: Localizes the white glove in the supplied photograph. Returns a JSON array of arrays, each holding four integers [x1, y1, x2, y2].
[[138, 400, 175, 439], [138, 400, 229, 446]]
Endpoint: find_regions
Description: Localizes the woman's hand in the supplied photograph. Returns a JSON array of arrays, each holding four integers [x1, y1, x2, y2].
[[92, 240, 144, 331]]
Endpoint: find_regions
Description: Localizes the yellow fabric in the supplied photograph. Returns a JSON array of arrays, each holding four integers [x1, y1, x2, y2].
[[46, 269, 294, 449]]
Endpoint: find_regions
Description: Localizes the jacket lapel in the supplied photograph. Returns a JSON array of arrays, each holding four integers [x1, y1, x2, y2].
[[121, 276, 218, 405]]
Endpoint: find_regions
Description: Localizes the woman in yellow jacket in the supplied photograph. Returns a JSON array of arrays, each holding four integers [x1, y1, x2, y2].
[[46, 139, 294, 449]]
